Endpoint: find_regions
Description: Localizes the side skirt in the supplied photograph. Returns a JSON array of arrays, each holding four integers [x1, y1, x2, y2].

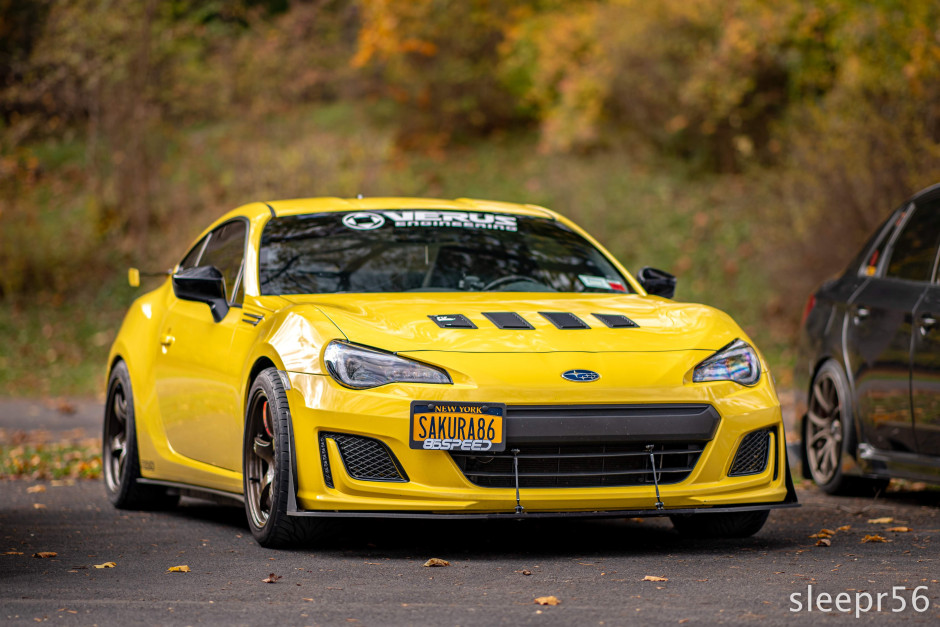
[[137, 478, 244, 505]]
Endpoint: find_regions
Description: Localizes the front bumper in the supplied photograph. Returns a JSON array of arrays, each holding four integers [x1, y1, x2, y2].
[[283, 350, 796, 517]]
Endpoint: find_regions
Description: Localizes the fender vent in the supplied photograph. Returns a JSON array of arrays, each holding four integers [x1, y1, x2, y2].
[[483, 312, 534, 329], [592, 314, 639, 328], [729, 428, 772, 476], [539, 312, 589, 329], [428, 314, 476, 329]]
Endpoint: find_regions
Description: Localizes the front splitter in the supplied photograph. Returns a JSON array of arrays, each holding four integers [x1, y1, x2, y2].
[[286, 501, 799, 519]]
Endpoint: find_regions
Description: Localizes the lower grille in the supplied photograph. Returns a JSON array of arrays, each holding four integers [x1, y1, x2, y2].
[[451, 443, 705, 488], [728, 429, 772, 476], [320, 432, 408, 483]]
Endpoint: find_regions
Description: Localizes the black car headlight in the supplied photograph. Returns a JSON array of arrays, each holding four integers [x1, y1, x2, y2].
[[323, 341, 451, 389], [692, 339, 761, 386]]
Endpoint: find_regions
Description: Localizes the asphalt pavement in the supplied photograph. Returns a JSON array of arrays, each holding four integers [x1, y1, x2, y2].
[[1, 398, 939, 625]]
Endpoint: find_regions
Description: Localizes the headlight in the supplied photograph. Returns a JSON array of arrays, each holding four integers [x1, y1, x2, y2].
[[692, 339, 761, 386], [323, 341, 451, 389]]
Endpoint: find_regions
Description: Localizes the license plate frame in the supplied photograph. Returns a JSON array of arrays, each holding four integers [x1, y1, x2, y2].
[[409, 401, 506, 452]]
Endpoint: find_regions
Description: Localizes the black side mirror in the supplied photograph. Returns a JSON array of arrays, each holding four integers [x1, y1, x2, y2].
[[172, 266, 229, 322], [637, 266, 677, 299]]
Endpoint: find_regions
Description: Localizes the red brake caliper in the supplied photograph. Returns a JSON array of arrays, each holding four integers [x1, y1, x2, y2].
[[262, 401, 273, 437]]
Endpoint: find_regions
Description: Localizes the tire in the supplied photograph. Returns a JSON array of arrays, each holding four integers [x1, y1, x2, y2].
[[103, 361, 179, 509], [243, 367, 328, 548], [801, 360, 889, 496], [670, 509, 770, 538]]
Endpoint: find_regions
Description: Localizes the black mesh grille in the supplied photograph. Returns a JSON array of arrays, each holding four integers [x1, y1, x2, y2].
[[451, 443, 704, 488], [729, 429, 772, 476], [320, 432, 407, 482]]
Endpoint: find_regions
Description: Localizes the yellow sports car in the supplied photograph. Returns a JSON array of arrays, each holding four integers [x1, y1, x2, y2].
[[105, 197, 797, 547]]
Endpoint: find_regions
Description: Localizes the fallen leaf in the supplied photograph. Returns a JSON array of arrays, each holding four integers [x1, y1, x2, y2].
[[886, 527, 912, 533], [94, 562, 116, 569], [303, 598, 314, 602], [837, 525, 851, 532], [867, 517, 893, 524], [643, 575, 669, 582], [4, 551, 24, 555], [423, 558, 450, 567], [815, 538, 831, 547], [861, 534, 888, 543], [33, 504, 46, 510], [521, 570, 532, 576], [534, 596, 561, 606], [26, 486, 46, 494], [167, 565, 190, 573], [809, 528, 835, 538], [32, 552, 57, 558], [262, 573, 282, 583]]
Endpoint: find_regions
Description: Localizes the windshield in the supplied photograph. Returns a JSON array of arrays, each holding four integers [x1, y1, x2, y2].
[[258, 210, 632, 295]]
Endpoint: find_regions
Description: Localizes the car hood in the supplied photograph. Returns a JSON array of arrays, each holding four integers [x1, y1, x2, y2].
[[278, 293, 741, 354]]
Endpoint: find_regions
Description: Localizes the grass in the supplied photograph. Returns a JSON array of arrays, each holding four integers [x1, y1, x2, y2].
[[0, 101, 796, 397], [0, 435, 101, 480]]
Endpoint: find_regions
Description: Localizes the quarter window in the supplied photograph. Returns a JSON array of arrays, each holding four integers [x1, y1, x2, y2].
[[885, 201, 940, 281]]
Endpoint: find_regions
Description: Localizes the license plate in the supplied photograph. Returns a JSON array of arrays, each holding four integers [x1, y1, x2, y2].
[[410, 401, 506, 452]]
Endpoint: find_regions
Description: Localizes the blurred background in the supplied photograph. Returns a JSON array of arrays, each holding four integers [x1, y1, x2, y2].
[[2, 0, 940, 399]]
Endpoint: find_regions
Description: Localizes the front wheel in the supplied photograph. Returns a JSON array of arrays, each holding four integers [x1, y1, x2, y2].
[[243, 368, 328, 548], [670, 510, 770, 538], [103, 361, 178, 509]]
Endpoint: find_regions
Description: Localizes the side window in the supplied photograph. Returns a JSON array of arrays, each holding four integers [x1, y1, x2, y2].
[[885, 201, 940, 281], [179, 236, 208, 271], [199, 220, 248, 305]]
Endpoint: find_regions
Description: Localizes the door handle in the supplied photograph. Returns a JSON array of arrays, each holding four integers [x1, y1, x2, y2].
[[919, 313, 937, 336], [854, 306, 870, 324], [160, 334, 175, 350]]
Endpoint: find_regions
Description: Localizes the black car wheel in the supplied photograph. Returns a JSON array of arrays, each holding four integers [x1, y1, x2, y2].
[[103, 361, 178, 509], [802, 360, 888, 495], [670, 510, 769, 538], [243, 367, 328, 548]]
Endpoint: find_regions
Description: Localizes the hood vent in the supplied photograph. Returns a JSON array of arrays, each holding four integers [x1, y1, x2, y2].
[[428, 314, 477, 329], [483, 312, 534, 330], [539, 312, 589, 329], [593, 313, 639, 328]]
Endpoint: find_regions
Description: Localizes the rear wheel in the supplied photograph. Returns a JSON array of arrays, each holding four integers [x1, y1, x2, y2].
[[802, 361, 889, 495], [103, 361, 178, 509], [243, 368, 328, 548], [670, 510, 770, 538]]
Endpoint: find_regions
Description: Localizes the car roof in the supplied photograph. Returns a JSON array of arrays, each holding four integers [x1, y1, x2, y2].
[[263, 197, 557, 219]]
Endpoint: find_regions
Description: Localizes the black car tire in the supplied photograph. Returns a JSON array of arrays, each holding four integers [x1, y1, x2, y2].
[[103, 361, 179, 509], [243, 367, 329, 548], [802, 360, 889, 496], [670, 510, 769, 538]]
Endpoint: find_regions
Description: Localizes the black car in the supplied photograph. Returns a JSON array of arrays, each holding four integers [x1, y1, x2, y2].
[[799, 183, 940, 493]]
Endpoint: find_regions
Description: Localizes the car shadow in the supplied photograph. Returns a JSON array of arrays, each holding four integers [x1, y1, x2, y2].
[[163, 498, 798, 557]]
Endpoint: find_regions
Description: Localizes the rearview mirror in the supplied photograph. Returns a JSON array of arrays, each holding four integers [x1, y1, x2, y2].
[[172, 266, 229, 322], [637, 266, 677, 299]]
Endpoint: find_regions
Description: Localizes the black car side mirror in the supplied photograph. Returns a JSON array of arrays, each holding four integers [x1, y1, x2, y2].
[[637, 266, 677, 299], [172, 266, 229, 322]]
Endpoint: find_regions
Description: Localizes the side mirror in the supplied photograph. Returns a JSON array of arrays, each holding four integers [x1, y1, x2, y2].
[[172, 266, 229, 322], [637, 266, 677, 299]]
